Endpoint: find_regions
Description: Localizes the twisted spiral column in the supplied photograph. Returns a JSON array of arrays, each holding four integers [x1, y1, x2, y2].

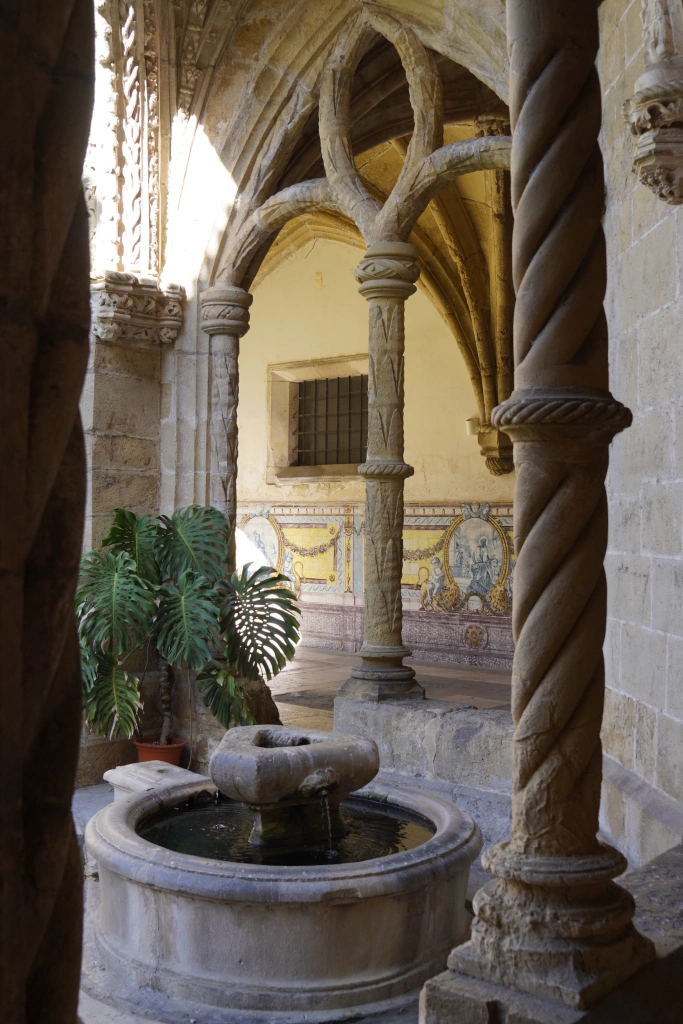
[[443, 1, 655, 1011], [200, 285, 252, 572], [340, 243, 424, 701]]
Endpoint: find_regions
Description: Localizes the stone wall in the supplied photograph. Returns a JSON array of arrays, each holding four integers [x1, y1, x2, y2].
[[599, 0, 683, 865], [81, 336, 162, 550]]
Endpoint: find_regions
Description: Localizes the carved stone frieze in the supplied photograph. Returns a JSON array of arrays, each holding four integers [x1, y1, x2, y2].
[[91, 271, 185, 345], [177, 0, 211, 115], [624, 1, 683, 202]]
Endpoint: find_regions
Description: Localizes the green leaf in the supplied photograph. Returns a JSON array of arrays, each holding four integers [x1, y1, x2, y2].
[[154, 569, 220, 669], [220, 563, 300, 681], [76, 550, 156, 656], [101, 508, 160, 584], [197, 661, 255, 728], [80, 640, 98, 695], [84, 654, 142, 739], [156, 506, 228, 584]]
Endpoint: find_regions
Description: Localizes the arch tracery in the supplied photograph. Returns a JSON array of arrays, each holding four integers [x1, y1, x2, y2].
[[199, 5, 513, 701]]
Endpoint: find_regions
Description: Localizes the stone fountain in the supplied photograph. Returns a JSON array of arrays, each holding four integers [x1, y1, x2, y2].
[[84, 725, 482, 1021]]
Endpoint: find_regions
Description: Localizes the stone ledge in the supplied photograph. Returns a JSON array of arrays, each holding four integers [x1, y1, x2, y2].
[[334, 695, 513, 850], [600, 754, 683, 866], [603, 754, 683, 837]]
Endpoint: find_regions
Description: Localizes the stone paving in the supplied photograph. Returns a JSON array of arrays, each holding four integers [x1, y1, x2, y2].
[[271, 646, 512, 732]]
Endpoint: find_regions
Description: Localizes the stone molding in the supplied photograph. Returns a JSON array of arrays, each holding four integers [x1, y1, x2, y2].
[[92, 1, 220, 276], [492, 388, 633, 443], [623, 1, 683, 203], [90, 271, 185, 345]]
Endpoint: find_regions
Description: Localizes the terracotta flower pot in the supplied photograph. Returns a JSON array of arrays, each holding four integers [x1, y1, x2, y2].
[[134, 737, 185, 766]]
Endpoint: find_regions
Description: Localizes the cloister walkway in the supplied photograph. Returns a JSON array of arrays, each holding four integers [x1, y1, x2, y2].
[[271, 646, 512, 732]]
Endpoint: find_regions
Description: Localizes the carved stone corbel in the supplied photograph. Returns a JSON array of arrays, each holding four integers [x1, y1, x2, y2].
[[90, 271, 185, 345], [476, 424, 513, 475], [624, 0, 683, 203]]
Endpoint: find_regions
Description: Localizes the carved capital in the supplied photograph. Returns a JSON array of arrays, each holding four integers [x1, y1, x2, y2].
[[90, 271, 185, 344], [200, 285, 253, 338], [354, 242, 420, 301]]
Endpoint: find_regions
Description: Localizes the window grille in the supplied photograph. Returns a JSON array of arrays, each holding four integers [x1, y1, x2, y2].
[[296, 375, 368, 466]]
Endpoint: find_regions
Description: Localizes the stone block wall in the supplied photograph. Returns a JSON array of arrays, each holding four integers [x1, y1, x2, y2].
[[599, 0, 683, 864], [82, 337, 162, 550]]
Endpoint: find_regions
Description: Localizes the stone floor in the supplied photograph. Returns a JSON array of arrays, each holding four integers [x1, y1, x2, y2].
[[271, 645, 512, 731]]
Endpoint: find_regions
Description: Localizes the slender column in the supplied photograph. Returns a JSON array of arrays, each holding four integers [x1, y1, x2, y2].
[[425, 1, 656, 1015], [340, 242, 424, 701], [200, 285, 252, 571]]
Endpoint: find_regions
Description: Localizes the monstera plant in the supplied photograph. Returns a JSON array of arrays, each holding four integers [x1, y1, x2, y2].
[[77, 505, 299, 747]]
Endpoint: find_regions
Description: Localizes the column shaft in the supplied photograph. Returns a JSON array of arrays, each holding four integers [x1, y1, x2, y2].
[[439, 0, 655, 1012], [200, 285, 252, 572], [341, 242, 424, 701]]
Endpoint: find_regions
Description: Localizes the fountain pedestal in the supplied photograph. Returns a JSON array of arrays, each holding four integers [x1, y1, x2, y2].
[[209, 725, 378, 849]]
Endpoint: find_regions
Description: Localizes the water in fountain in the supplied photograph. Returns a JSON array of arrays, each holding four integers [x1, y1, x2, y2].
[[138, 790, 435, 867]]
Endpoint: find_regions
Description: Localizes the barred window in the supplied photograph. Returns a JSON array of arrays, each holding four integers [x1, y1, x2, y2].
[[296, 375, 368, 466]]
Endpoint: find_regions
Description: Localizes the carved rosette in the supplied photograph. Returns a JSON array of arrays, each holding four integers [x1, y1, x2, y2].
[[200, 286, 253, 569], [624, 0, 683, 203], [90, 271, 185, 344], [343, 243, 423, 700]]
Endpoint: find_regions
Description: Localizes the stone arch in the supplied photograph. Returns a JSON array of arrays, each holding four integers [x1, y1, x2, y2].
[[162, 0, 509, 289], [177, 5, 511, 462]]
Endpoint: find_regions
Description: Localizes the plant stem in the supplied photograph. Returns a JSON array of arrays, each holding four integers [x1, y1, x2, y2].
[[159, 657, 173, 744]]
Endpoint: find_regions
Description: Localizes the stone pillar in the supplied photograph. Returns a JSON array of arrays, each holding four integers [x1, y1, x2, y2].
[[200, 285, 252, 571], [340, 242, 424, 702], [421, 2, 655, 1019]]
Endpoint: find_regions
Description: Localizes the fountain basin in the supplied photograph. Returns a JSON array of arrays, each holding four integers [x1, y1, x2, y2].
[[85, 776, 482, 1017]]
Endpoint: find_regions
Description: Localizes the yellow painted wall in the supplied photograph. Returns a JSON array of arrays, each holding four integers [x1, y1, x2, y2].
[[237, 238, 515, 505]]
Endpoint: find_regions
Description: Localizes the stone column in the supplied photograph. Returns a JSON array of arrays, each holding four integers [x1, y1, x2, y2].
[[421, 2, 655, 1018], [340, 242, 424, 702], [200, 285, 252, 571]]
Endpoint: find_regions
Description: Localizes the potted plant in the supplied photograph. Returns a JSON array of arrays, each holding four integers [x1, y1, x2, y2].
[[77, 505, 299, 763]]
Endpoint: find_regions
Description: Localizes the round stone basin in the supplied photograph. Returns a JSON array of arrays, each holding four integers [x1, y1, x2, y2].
[[86, 778, 482, 1019]]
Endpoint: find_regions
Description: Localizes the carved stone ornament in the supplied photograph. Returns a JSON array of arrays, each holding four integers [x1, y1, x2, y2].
[[623, 1, 683, 202], [90, 271, 185, 345]]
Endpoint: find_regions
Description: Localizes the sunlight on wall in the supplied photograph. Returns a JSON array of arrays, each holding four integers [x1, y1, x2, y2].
[[235, 527, 272, 572], [164, 119, 238, 295], [238, 239, 515, 505]]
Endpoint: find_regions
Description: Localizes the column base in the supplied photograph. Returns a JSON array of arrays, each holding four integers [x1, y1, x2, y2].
[[439, 843, 656, 1013], [337, 645, 425, 703], [420, 947, 683, 1024]]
